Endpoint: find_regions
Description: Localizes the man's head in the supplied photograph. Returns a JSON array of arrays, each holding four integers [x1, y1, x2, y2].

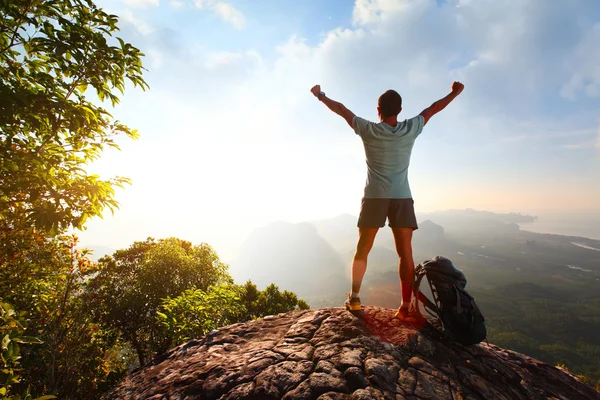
[[377, 90, 402, 121]]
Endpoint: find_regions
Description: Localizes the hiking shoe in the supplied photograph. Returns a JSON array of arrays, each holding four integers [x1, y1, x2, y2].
[[344, 293, 361, 311], [394, 306, 422, 323]]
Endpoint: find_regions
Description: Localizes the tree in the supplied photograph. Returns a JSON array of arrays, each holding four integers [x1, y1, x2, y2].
[[1, 0, 148, 234], [86, 238, 232, 366], [239, 281, 309, 321], [1, 0, 148, 397], [0, 301, 45, 399], [0, 233, 119, 399], [158, 284, 246, 345], [158, 281, 310, 348]]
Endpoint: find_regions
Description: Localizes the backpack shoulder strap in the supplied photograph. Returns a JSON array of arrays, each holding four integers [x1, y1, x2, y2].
[[412, 265, 441, 318]]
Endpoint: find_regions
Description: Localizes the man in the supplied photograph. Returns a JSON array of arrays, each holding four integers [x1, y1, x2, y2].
[[310, 81, 464, 320]]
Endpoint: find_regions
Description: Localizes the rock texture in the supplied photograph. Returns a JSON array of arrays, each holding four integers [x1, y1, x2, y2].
[[105, 307, 599, 400]]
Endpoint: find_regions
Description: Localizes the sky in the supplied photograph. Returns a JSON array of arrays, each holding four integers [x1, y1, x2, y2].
[[80, 0, 600, 260]]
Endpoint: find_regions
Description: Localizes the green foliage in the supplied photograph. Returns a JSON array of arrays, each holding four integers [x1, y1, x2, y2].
[[0, 0, 148, 234], [0, 303, 58, 400], [473, 283, 600, 384], [2, 1, 314, 398], [158, 284, 246, 344], [158, 281, 310, 347], [238, 281, 310, 321], [2, 220, 311, 398], [0, 1, 310, 396], [0, 301, 42, 399], [88, 238, 311, 366], [1, 0, 148, 391], [0, 233, 120, 399], [86, 238, 232, 366]]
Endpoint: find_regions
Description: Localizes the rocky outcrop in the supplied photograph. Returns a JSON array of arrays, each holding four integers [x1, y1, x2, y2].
[[105, 307, 599, 400]]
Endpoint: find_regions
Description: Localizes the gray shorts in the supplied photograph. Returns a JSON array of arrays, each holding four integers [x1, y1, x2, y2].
[[357, 198, 418, 229]]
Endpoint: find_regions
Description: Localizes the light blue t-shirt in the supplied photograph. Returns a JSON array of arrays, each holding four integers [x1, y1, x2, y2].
[[353, 115, 424, 199]]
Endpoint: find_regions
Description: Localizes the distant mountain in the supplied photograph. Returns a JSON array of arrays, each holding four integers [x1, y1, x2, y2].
[[231, 209, 600, 305], [419, 209, 528, 234], [232, 210, 559, 296], [311, 213, 370, 255], [312, 215, 450, 268], [230, 215, 459, 308], [229, 221, 348, 300], [423, 208, 537, 224]]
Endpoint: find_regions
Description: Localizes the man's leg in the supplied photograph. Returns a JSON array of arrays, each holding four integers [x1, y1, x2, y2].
[[345, 227, 378, 311], [351, 227, 379, 295], [347, 198, 386, 310], [391, 227, 415, 309]]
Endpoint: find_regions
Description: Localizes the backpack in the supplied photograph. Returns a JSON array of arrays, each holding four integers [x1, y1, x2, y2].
[[411, 256, 487, 345]]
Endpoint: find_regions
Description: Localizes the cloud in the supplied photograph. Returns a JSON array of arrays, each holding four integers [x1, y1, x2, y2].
[[211, 2, 245, 30], [203, 50, 261, 70], [98, 0, 600, 239], [122, 0, 159, 8], [353, 0, 411, 25], [146, 49, 163, 69], [169, 0, 183, 8], [79, 0, 600, 260], [144, 0, 600, 159], [194, 0, 245, 29], [561, 23, 600, 100], [561, 141, 596, 150], [499, 127, 597, 145], [120, 9, 154, 35]]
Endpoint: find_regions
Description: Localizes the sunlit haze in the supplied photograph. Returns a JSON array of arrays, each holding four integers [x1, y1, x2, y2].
[[79, 0, 600, 260]]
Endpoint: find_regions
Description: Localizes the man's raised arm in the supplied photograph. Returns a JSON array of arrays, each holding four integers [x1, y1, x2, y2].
[[419, 81, 465, 126], [310, 84, 356, 128]]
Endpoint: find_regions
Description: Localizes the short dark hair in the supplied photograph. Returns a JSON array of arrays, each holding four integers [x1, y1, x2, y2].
[[378, 90, 402, 119]]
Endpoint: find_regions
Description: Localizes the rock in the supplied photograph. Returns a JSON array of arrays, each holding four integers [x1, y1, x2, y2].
[[364, 357, 399, 392], [282, 380, 313, 400], [222, 382, 254, 400], [350, 388, 384, 400], [345, 367, 368, 391], [308, 372, 347, 395], [254, 361, 313, 398], [413, 369, 453, 399], [103, 307, 600, 400], [318, 393, 350, 400], [397, 368, 417, 395], [274, 342, 314, 361], [336, 348, 364, 369], [316, 360, 337, 374]]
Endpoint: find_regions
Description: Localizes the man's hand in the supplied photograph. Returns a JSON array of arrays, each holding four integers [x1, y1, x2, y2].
[[419, 81, 465, 126], [311, 85, 355, 128], [310, 84, 322, 98], [451, 81, 464, 95]]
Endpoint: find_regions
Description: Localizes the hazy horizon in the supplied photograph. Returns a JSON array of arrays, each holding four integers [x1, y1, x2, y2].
[[80, 208, 600, 264], [77, 0, 600, 262]]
